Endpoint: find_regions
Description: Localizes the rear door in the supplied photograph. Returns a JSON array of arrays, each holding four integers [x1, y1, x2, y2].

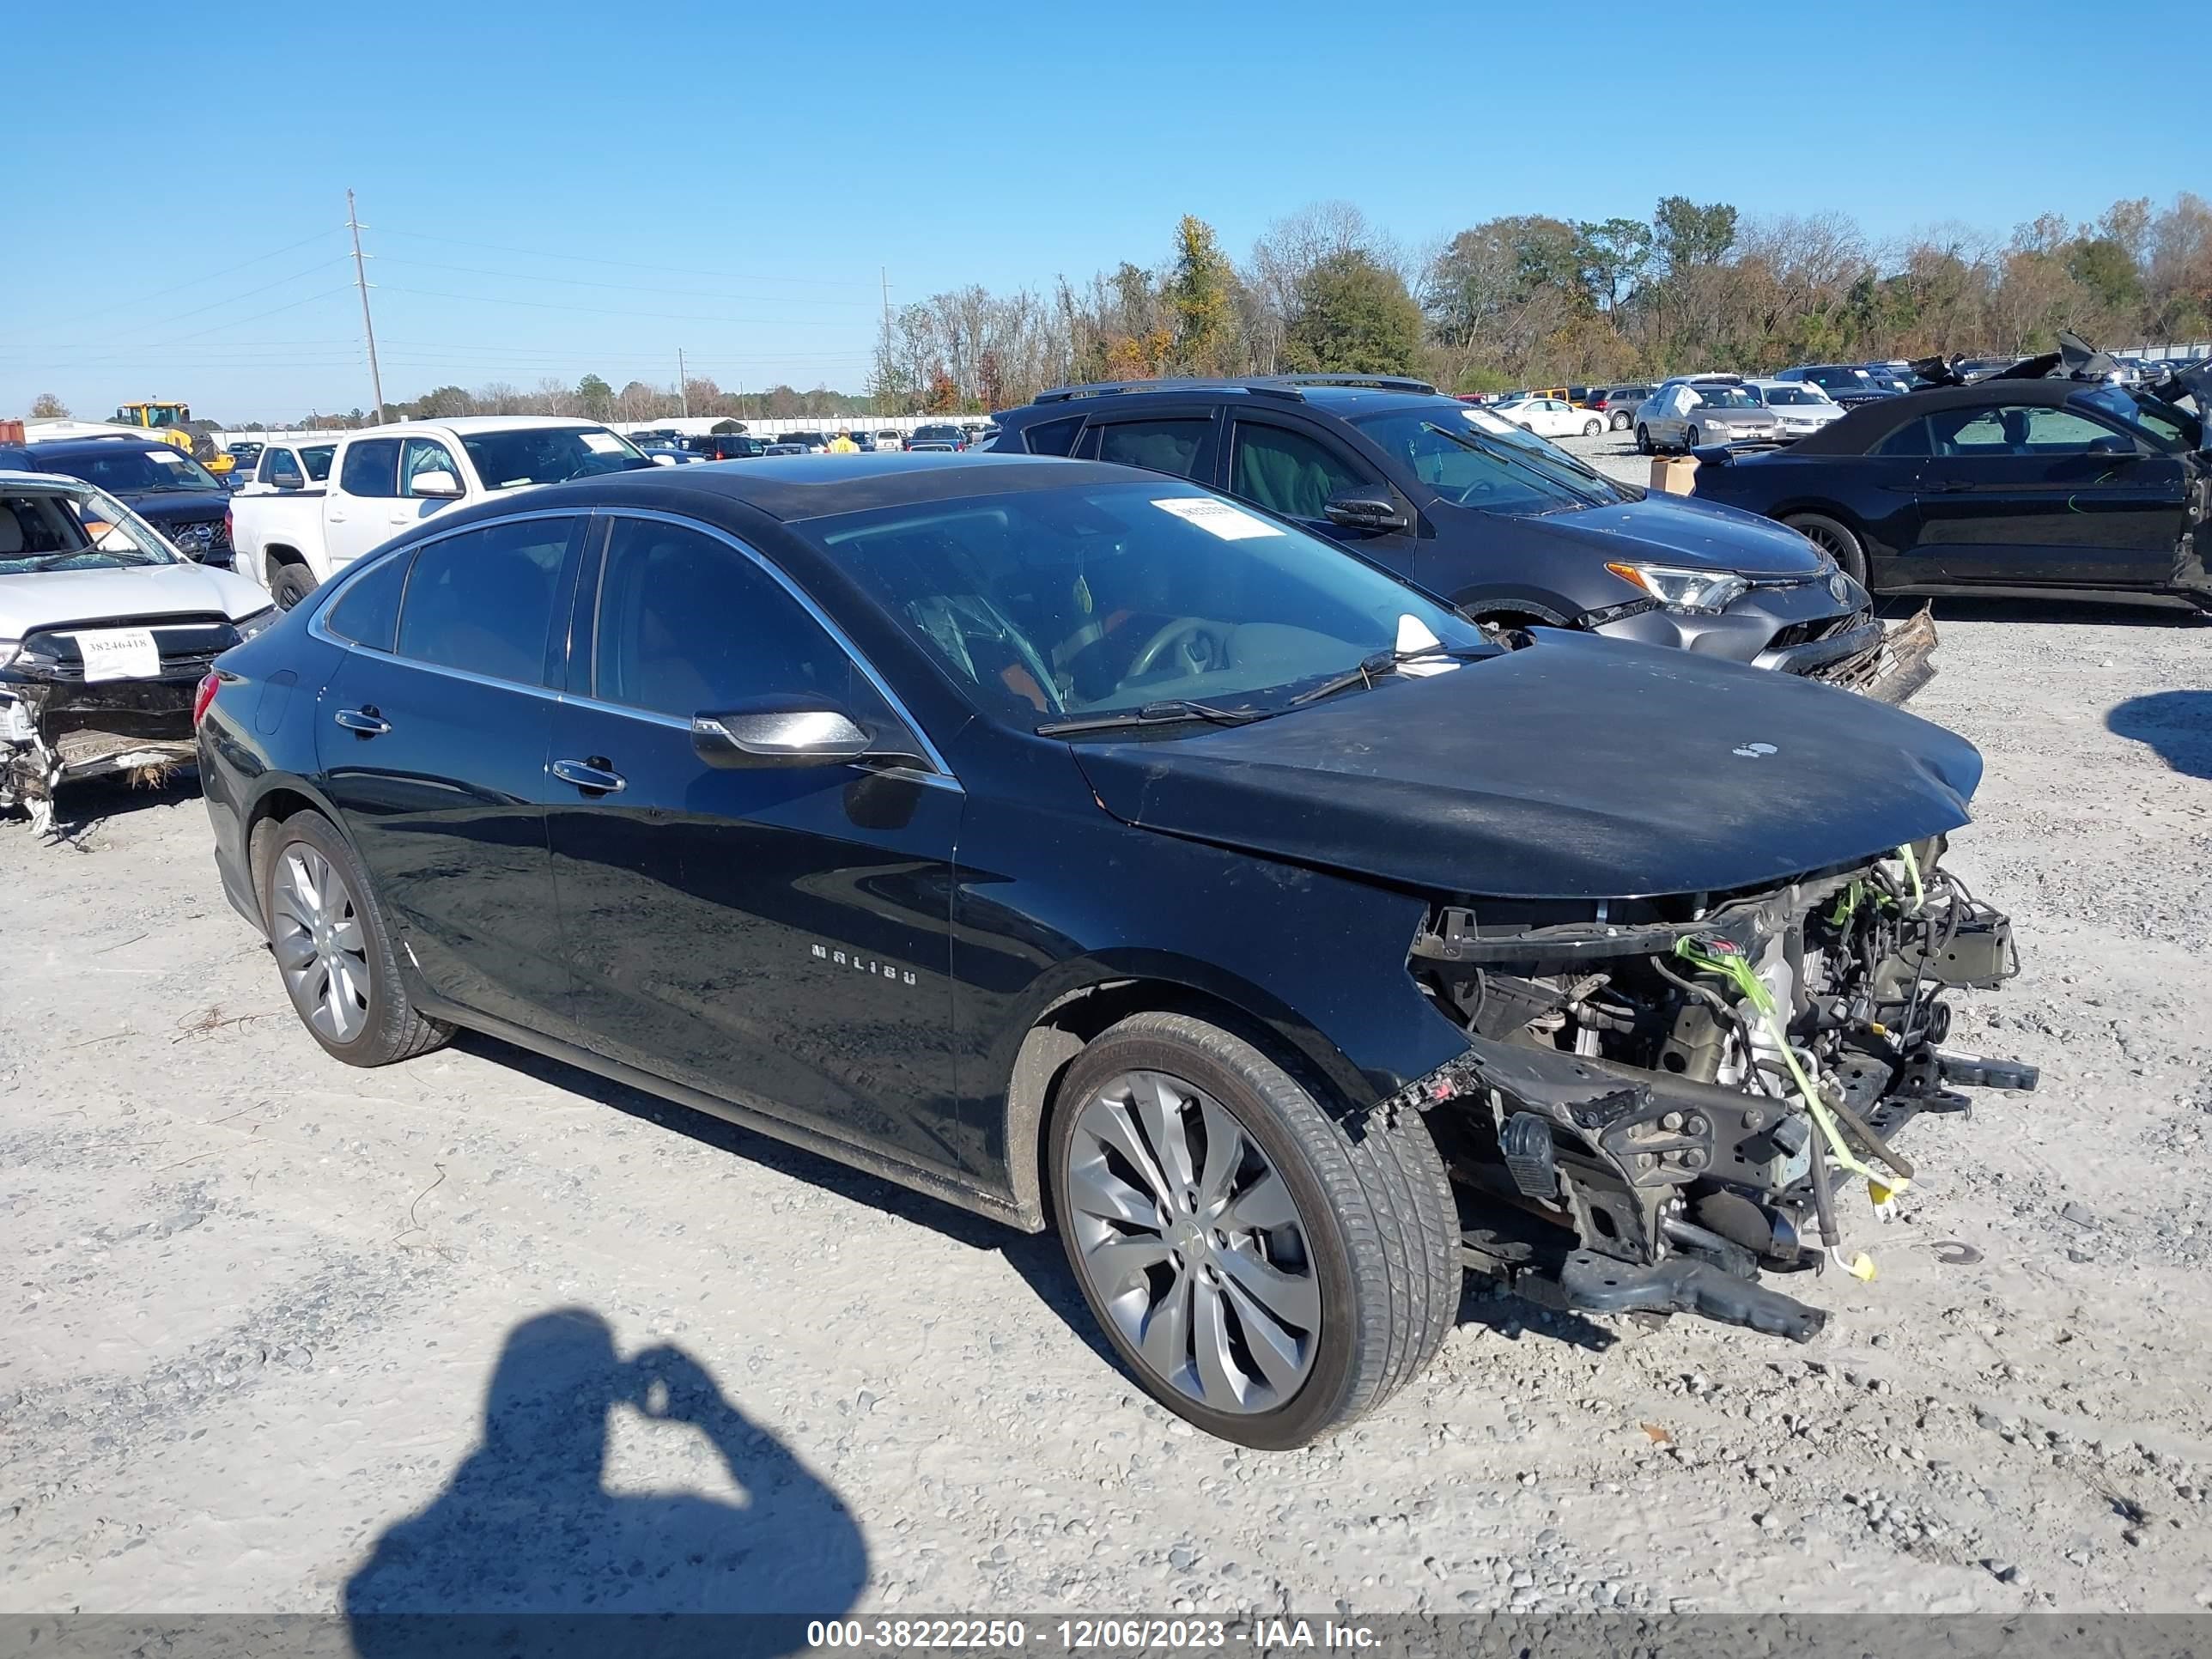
[[545, 512, 968, 1176], [1911, 403, 2185, 586], [1076, 410, 1223, 484], [313, 510, 586, 1033], [323, 438, 404, 570]]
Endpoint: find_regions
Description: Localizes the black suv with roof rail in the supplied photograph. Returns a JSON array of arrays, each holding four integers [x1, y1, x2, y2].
[[991, 375, 1924, 702]]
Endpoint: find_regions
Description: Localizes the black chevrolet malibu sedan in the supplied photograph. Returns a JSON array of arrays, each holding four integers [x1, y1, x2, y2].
[[195, 454, 2034, 1447]]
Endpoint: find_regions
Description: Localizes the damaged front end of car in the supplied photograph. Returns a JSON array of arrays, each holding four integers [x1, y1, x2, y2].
[[0, 629, 215, 835], [1395, 839, 2034, 1341]]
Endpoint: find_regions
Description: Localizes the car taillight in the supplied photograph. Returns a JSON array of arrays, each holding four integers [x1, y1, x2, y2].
[[192, 672, 222, 727]]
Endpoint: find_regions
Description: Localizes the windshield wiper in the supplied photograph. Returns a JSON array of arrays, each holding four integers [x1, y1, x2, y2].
[[1036, 699, 1273, 737], [1288, 645, 1492, 708]]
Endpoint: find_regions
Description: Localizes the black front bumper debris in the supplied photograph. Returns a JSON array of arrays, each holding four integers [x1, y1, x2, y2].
[[1559, 1250, 1827, 1342]]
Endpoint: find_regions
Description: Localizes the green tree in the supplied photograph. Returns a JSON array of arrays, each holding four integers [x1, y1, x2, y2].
[[1163, 215, 1240, 374], [28, 392, 70, 418], [1575, 218, 1654, 310], [575, 374, 613, 419], [1283, 250, 1424, 376], [2066, 236, 2142, 311], [1652, 196, 1738, 273]]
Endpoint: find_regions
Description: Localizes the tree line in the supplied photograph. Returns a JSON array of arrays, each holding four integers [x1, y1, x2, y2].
[[870, 192, 2212, 411]]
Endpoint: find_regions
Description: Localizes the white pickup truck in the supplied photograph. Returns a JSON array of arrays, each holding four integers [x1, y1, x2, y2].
[[229, 416, 653, 607]]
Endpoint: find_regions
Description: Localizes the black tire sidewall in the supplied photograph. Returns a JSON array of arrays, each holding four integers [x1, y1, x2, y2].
[[1048, 1022, 1364, 1450], [271, 565, 315, 610], [1636, 424, 1651, 453], [258, 809, 410, 1066]]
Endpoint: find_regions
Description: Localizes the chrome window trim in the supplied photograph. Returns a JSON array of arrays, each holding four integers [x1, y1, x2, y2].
[[597, 507, 961, 786]]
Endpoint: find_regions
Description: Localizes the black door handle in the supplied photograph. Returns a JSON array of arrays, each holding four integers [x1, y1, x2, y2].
[[334, 705, 390, 736], [550, 757, 627, 795]]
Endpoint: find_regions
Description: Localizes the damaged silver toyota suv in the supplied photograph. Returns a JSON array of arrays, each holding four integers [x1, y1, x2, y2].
[[2, 471, 276, 831]]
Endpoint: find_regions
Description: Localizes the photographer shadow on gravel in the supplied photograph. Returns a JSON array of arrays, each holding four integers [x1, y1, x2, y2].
[[2106, 690, 2212, 781], [344, 1308, 866, 1659]]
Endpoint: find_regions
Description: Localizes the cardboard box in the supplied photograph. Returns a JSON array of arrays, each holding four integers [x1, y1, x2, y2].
[[1650, 455, 1697, 495]]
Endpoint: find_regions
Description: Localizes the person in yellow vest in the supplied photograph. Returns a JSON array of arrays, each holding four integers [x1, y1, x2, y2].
[[825, 431, 859, 454]]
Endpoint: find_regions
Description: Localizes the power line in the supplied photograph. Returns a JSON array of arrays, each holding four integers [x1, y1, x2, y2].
[[80, 257, 352, 347], [31, 228, 345, 335], [372, 256, 877, 311], [374, 284, 866, 330], [374, 227, 879, 289]]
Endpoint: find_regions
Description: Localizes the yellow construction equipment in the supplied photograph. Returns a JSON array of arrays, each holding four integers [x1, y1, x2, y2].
[[112, 401, 231, 472]]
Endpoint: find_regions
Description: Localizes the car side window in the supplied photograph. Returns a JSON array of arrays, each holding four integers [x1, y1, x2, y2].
[[1872, 416, 1931, 458], [1231, 421, 1368, 521], [1020, 416, 1085, 457], [266, 450, 303, 488], [592, 518, 878, 725], [401, 438, 462, 496], [1092, 418, 1213, 480], [1929, 404, 2118, 458], [338, 438, 401, 498], [393, 516, 574, 686], [301, 446, 336, 482], [323, 549, 412, 653]]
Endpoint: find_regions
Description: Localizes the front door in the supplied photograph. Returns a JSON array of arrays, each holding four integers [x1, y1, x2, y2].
[[545, 514, 968, 1176], [1911, 402, 2186, 586], [1226, 414, 1419, 579], [313, 512, 585, 1031]]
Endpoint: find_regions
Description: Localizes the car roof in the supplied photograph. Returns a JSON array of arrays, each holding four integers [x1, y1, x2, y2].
[[413, 453, 1146, 529], [346, 416, 611, 438], [20, 435, 174, 459], [0, 468, 94, 489], [1788, 377, 2095, 454]]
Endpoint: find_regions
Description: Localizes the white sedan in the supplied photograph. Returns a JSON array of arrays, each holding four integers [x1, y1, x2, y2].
[[1491, 396, 1606, 439]]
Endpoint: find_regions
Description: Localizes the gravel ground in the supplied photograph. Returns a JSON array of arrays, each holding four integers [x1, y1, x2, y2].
[[3, 455, 2209, 1620]]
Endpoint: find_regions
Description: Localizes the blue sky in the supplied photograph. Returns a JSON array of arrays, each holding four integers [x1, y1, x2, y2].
[[8, 0, 2199, 422]]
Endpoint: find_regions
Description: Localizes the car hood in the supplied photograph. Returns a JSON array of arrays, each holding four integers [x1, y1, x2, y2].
[[1495, 489, 1825, 577], [123, 491, 231, 526], [1068, 633, 1981, 901], [0, 561, 269, 634]]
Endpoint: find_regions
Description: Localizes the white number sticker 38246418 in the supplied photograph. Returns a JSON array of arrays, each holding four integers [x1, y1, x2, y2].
[[73, 628, 162, 683]]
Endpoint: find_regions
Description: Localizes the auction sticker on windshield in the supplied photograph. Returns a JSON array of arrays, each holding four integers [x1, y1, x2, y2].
[[1152, 498, 1281, 539], [580, 431, 623, 454], [74, 628, 161, 682]]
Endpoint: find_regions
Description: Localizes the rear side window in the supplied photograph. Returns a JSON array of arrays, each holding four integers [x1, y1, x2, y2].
[[339, 439, 401, 497], [323, 550, 410, 652], [1020, 416, 1085, 457], [1093, 418, 1213, 479], [393, 516, 574, 686], [1872, 416, 1931, 458]]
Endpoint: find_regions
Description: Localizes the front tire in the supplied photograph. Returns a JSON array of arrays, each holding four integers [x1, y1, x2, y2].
[[1685, 425, 1702, 451], [258, 809, 452, 1066], [1582, 417, 1602, 436], [1635, 424, 1653, 455], [1785, 512, 1870, 588], [1048, 1012, 1457, 1449]]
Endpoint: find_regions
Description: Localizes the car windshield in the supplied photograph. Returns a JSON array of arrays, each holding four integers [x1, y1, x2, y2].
[[44, 445, 225, 495], [2075, 385, 2201, 452], [0, 485, 181, 574], [1692, 386, 1759, 410], [1759, 386, 1827, 406], [457, 425, 652, 488], [1353, 408, 1626, 514], [809, 481, 1487, 726], [1807, 368, 1870, 388]]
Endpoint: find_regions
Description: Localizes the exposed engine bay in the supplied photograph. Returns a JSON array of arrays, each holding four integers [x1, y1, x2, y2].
[[1401, 837, 2034, 1340]]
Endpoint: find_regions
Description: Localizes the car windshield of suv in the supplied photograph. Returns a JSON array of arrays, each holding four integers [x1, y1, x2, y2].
[[458, 425, 652, 488], [1692, 387, 1759, 410], [1807, 368, 1871, 389], [2075, 385, 2201, 452], [48, 445, 225, 495], [811, 481, 1488, 726], [1759, 386, 1827, 405], [1352, 409, 1624, 514]]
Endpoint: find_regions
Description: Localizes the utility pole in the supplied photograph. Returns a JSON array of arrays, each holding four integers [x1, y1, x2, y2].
[[677, 347, 689, 418], [346, 189, 386, 424]]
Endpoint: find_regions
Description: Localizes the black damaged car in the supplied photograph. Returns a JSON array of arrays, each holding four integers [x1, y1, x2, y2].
[[195, 454, 2036, 1447], [1693, 339, 2211, 611]]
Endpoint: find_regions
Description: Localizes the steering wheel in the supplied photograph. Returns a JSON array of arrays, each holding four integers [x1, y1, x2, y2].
[[1126, 617, 1228, 680]]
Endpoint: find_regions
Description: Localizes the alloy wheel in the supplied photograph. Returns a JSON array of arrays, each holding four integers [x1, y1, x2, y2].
[[1064, 1070, 1319, 1415], [270, 842, 372, 1043]]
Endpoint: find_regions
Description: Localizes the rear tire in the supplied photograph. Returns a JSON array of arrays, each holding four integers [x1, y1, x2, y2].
[[1635, 424, 1653, 455], [270, 562, 317, 611], [258, 809, 452, 1067], [1785, 512, 1870, 588], [1048, 1012, 1457, 1449]]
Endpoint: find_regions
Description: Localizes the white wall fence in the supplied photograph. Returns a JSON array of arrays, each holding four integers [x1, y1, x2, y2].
[[210, 414, 979, 448]]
